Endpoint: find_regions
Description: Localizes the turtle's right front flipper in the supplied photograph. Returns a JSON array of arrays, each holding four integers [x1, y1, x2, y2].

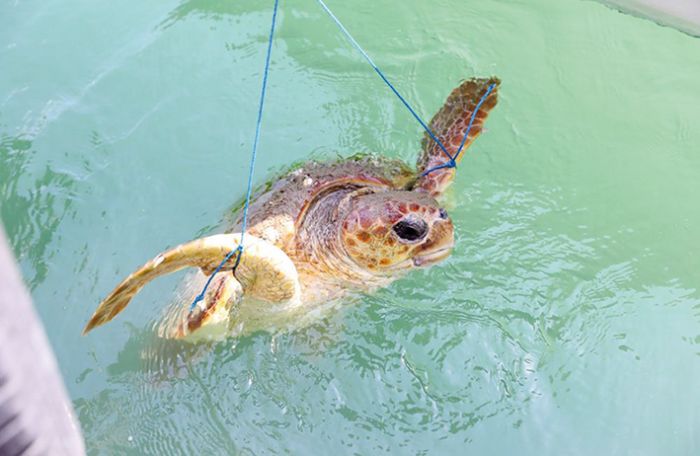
[[82, 233, 300, 337], [415, 77, 500, 197]]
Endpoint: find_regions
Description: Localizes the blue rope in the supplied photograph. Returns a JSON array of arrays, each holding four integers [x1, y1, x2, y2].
[[420, 82, 497, 177], [315, 0, 495, 178], [452, 82, 497, 162], [315, 0, 453, 163], [189, 0, 280, 313]]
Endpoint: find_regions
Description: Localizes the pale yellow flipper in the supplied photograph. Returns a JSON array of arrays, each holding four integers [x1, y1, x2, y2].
[[83, 233, 300, 336]]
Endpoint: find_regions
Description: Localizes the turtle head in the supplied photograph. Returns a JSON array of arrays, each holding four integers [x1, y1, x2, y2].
[[338, 190, 454, 274]]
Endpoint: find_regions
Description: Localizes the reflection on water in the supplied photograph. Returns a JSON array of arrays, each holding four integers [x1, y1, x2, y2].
[[2, 0, 700, 454], [0, 133, 78, 288], [160, 0, 269, 30], [71, 178, 700, 454]]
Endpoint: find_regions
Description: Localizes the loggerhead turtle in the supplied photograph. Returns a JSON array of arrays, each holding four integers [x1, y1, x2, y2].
[[83, 77, 500, 340]]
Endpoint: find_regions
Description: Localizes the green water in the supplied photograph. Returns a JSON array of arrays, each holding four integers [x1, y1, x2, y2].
[[2, 0, 699, 454]]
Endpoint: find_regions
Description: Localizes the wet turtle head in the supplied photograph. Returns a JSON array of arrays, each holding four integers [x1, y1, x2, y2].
[[338, 190, 454, 274]]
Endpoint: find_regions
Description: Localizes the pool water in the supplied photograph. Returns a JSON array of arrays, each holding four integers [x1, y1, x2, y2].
[[1, 0, 699, 454]]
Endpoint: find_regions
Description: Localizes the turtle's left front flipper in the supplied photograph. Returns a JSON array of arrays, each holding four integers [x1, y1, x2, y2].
[[82, 233, 300, 336], [415, 77, 500, 197]]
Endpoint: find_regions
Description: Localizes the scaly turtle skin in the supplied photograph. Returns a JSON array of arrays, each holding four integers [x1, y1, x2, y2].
[[83, 77, 500, 339]]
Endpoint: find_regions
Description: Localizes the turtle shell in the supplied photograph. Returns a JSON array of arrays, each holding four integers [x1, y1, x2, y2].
[[229, 154, 415, 252]]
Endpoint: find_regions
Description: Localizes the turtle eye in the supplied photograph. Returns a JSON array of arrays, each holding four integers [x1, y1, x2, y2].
[[392, 218, 428, 242]]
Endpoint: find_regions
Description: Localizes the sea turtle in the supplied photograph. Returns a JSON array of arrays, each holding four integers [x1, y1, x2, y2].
[[83, 77, 500, 340]]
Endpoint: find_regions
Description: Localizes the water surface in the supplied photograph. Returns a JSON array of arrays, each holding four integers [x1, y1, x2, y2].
[[1, 0, 699, 454]]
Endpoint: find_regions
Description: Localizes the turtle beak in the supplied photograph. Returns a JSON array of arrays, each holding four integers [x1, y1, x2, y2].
[[412, 246, 452, 267], [412, 218, 454, 268], [386, 218, 454, 271]]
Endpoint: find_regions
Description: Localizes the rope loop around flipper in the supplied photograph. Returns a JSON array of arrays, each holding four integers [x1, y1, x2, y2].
[[190, 0, 280, 314], [421, 81, 497, 177], [453, 82, 498, 161], [420, 160, 456, 177], [189, 245, 242, 312]]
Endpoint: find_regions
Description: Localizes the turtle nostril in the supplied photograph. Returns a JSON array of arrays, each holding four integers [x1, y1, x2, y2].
[[438, 208, 448, 219], [392, 218, 428, 242]]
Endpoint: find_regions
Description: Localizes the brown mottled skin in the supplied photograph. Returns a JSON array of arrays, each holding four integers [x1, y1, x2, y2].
[[83, 77, 500, 339], [233, 158, 423, 300]]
